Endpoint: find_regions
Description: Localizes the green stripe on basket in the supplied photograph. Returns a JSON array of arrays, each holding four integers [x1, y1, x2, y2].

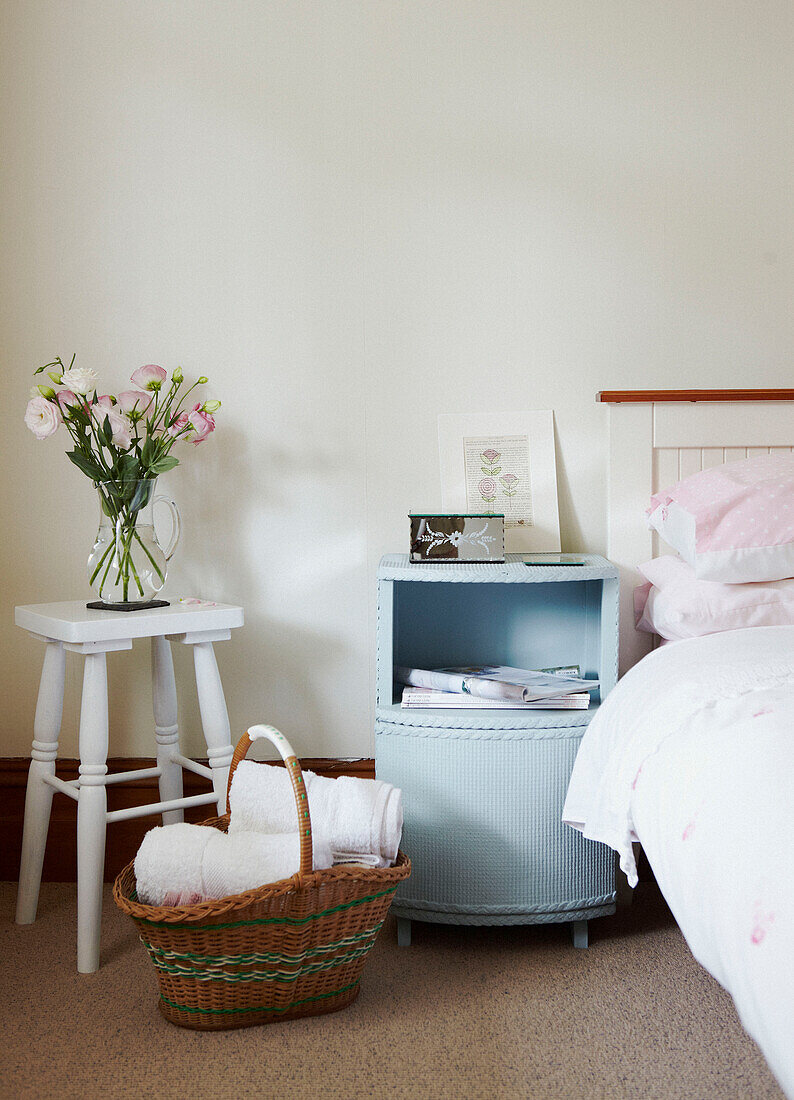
[[149, 943, 373, 982], [159, 980, 359, 1016], [142, 921, 384, 966], [135, 886, 397, 929]]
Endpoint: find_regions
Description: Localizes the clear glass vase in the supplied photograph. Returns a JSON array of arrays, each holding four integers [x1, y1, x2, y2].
[[86, 479, 180, 607]]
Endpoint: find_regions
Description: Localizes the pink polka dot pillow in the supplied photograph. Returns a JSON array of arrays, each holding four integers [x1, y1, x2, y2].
[[647, 454, 794, 583]]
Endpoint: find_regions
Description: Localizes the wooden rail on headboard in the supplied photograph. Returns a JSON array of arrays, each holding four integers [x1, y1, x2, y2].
[[597, 389, 794, 404]]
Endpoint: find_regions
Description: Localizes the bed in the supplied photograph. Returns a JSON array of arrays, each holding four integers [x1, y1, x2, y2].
[[563, 389, 794, 1099]]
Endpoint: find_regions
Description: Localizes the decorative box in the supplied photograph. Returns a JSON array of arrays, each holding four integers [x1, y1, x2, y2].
[[409, 514, 505, 563]]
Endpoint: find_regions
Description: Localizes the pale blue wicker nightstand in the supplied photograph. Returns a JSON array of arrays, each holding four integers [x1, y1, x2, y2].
[[374, 553, 618, 949]]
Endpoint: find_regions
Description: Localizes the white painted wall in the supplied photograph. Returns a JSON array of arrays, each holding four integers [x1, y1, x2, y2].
[[2, 1, 792, 759]]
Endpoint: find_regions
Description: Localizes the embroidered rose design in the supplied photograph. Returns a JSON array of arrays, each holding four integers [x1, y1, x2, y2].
[[478, 477, 497, 513], [480, 449, 501, 476], [500, 473, 519, 498]]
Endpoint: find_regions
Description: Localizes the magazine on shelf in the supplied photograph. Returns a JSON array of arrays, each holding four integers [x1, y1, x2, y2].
[[400, 687, 591, 710], [394, 664, 598, 703]]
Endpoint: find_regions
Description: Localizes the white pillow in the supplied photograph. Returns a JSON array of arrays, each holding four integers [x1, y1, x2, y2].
[[647, 454, 794, 583], [634, 555, 794, 641]]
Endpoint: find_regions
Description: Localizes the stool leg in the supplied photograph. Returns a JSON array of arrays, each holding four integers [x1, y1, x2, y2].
[[77, 653, 108, 974], [397, 917, 412, 947], [16, 642, 66, 925], [152, 637, 183, 824], [192, 641, 234, 814]]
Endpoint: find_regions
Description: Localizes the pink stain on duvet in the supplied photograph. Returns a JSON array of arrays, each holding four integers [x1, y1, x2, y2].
[[631, 764, 643, 790], [682, 819, 696, 841], [751, 904, 776, 945], [752, 707, 773, 718]]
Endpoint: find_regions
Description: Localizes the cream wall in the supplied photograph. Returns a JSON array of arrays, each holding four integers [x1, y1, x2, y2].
[[1, 1, 791, 759]]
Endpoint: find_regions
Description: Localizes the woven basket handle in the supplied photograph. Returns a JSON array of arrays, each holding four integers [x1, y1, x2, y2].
[[225, 724, 314, 877]]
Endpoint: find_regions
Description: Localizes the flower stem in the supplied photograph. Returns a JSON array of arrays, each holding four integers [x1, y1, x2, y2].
[[97, 534, 119, 600], [89, 538, 115, 585], [133, 527, 165, 583], [123, 523, 146, 597]]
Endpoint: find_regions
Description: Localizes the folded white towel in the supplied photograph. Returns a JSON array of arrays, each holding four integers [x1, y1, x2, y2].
[[330, 851, 384, 868], [227, 762, 403, 865], [134, 823, 333, 906]]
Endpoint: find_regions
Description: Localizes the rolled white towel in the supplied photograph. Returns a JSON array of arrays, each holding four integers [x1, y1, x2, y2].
[[135, 821, 213, 907], [227, 761, 403, 865], [200, 830, 332, 900], [134, 823, 333, 906], [334, 776, 403, 864], [228, 761, 310, 836]]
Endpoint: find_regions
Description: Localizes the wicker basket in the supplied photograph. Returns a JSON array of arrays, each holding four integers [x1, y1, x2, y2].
[[114, 724, 410, 1030]]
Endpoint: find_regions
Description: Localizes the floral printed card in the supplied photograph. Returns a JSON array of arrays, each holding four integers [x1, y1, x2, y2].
[[438, 411, 560, 551], [462, 435, 532, 527]]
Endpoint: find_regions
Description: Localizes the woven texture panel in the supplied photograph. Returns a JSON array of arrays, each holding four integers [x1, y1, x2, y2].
[[376, 724, 615, 919]]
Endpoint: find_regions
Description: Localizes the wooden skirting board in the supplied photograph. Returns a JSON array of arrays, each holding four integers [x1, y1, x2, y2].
[[0, 756, 375, 883]]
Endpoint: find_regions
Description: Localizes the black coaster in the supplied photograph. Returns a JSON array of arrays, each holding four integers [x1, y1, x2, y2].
[[86, 599, 170, 612]]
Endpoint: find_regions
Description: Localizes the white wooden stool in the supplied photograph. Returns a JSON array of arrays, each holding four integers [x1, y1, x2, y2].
[[14, 599, 244, 973]]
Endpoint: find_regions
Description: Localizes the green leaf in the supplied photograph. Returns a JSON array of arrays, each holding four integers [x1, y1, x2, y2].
[[66, 450, 105, 482], [141, 436, 155, 466], [116, 453, 140, 482], [102, 414, 113, 447], [149, 455, 180, 475], [130, 479, 155, 512]]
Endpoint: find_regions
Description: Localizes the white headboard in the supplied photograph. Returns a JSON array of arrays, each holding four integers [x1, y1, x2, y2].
[[600, 389, 794, 675]]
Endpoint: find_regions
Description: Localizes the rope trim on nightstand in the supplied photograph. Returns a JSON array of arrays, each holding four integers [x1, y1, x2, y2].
[[375, 721, 590, 739]]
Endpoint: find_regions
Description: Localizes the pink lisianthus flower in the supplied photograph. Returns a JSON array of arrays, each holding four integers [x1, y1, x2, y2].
[[116, 389, 153, 415], [24, 395, 61, 439], [94, 397, 132, 449], [56, 389, 80, 411], [131, 364, 167, 391], [186, 403, 215, 445], [105, 408, 133, 449], [166, 410, 190, 438]]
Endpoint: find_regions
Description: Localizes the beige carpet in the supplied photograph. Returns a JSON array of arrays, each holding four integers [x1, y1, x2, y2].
[[0, 881, 783, 1100]]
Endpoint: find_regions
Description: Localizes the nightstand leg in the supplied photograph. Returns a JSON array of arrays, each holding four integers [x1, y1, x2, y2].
[[16, 642, 65, 925], [193, 641, 234, 814], [397, 917, 412, 947], [152, 637, 183, 824], [77, 653, 109, 974], [570, 920, 588, 949]]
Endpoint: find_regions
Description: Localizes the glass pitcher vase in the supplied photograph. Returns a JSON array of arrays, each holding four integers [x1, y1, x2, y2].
[[86, 479, 180, 606]]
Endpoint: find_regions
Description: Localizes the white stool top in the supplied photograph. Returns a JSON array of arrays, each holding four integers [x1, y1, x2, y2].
[[15, 600, 244, 644]]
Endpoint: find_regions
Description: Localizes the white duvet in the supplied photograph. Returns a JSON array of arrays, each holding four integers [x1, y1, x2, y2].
[[563, 626, 794, 1098]]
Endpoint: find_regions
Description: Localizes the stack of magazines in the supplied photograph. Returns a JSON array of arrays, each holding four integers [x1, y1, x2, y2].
[[396, 665, 597, 710]]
